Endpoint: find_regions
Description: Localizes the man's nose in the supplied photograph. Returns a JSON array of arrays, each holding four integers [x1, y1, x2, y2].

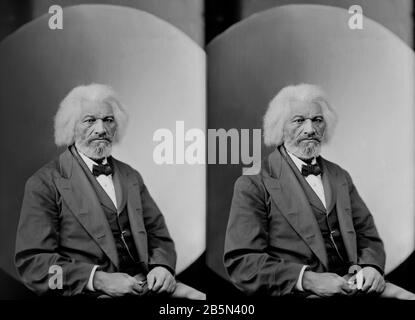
[[302, 119, 316, 135], [93, 119, 106, 134]]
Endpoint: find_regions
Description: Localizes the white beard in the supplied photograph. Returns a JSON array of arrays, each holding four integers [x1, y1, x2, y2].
[[284, 140, 321, 160], [75, 140, 112, 160]]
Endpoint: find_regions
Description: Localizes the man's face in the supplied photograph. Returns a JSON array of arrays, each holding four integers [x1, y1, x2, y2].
[[74, 100, 116, 159], [283, 100, 326, 159]]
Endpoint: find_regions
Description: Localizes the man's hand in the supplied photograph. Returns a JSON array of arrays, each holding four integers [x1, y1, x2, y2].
[[93, 271, 144, 297], [302, 271, 355, 297], [352, 266, 385, 294], [147, 266, 176, 294]]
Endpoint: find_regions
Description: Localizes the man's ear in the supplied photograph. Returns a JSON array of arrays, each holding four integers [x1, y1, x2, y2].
[[112, 127, 119, 143], [321, 130, 328, 143], [281, 126, 287, 141]]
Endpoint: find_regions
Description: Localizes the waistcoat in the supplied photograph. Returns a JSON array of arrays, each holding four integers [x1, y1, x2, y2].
[[72, 149, 143, 276], [282, 149, 349, 274]]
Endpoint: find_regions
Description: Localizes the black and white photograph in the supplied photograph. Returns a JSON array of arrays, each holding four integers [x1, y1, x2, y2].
[[1, 0, 415, 316]]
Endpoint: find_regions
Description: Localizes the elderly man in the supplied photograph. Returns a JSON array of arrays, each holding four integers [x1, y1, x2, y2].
[[15, 84, 181, 297], [224, 84, 415, 299]]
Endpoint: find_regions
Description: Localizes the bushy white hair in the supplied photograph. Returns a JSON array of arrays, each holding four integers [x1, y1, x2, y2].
[[263, 83, 337, 147], [54, 83, 128, 146]]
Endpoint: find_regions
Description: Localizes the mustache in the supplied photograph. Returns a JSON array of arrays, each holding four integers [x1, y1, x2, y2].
[[88, 135, 112, 143], [299, 136, 322, 143]]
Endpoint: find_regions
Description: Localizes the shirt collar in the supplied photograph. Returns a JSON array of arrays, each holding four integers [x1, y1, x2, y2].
[[286, 150, 316, 172], [77, 150, 108, 173]]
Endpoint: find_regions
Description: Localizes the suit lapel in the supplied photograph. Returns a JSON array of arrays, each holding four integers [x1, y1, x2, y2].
[[95, 185, 118, 213], [320, 160, 334, 213], [75, 154, 117, 213], [112, 160, 127, 214], [284, 153, 327, 213], [320, 159, 358, 264], [263, 149, 328, 269], [112, 159, 148, 265], [55, 148, 119, 268], [305, 187, 327, 214]]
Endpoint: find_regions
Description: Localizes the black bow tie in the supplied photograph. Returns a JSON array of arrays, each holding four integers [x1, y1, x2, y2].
[[92, 163, 113, 176], [301, 163, 322, 177]]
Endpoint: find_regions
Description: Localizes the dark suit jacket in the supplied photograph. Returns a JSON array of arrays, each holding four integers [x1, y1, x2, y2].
[[224, 148, 385, 296], [15, 148, 176, 296]]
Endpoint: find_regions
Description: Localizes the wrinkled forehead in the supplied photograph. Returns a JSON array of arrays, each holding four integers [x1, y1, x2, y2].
[[288, 99, 323, 118], [79, 99, 114, 117]]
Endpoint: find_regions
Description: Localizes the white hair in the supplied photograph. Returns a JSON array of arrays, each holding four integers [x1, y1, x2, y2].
[[263, 83, 337, 147], [54, 83, 128, 146]]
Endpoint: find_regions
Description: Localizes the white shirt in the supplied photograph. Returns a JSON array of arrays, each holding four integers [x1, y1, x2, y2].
[[286, 151, 326, 209], [78, 152, 118, 209], [78, 151, 118, 292], [286, 151, 326, 292]]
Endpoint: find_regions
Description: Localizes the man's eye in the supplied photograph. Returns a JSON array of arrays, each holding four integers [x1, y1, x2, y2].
[[85, 119, 95, 123], [313, 118, 323, 123], [294, 119, 304, 123], [105, 118, 114, 123]]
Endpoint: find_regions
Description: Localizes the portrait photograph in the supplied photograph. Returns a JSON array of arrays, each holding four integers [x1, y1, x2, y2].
[[0, 0, 415, 316]]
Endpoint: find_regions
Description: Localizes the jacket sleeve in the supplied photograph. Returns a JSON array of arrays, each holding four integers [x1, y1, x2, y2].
[[15, 174, 95, 296], [344, 170, 386, 273], [136, 172, 177, 275], [224, 175, 304, 296]]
